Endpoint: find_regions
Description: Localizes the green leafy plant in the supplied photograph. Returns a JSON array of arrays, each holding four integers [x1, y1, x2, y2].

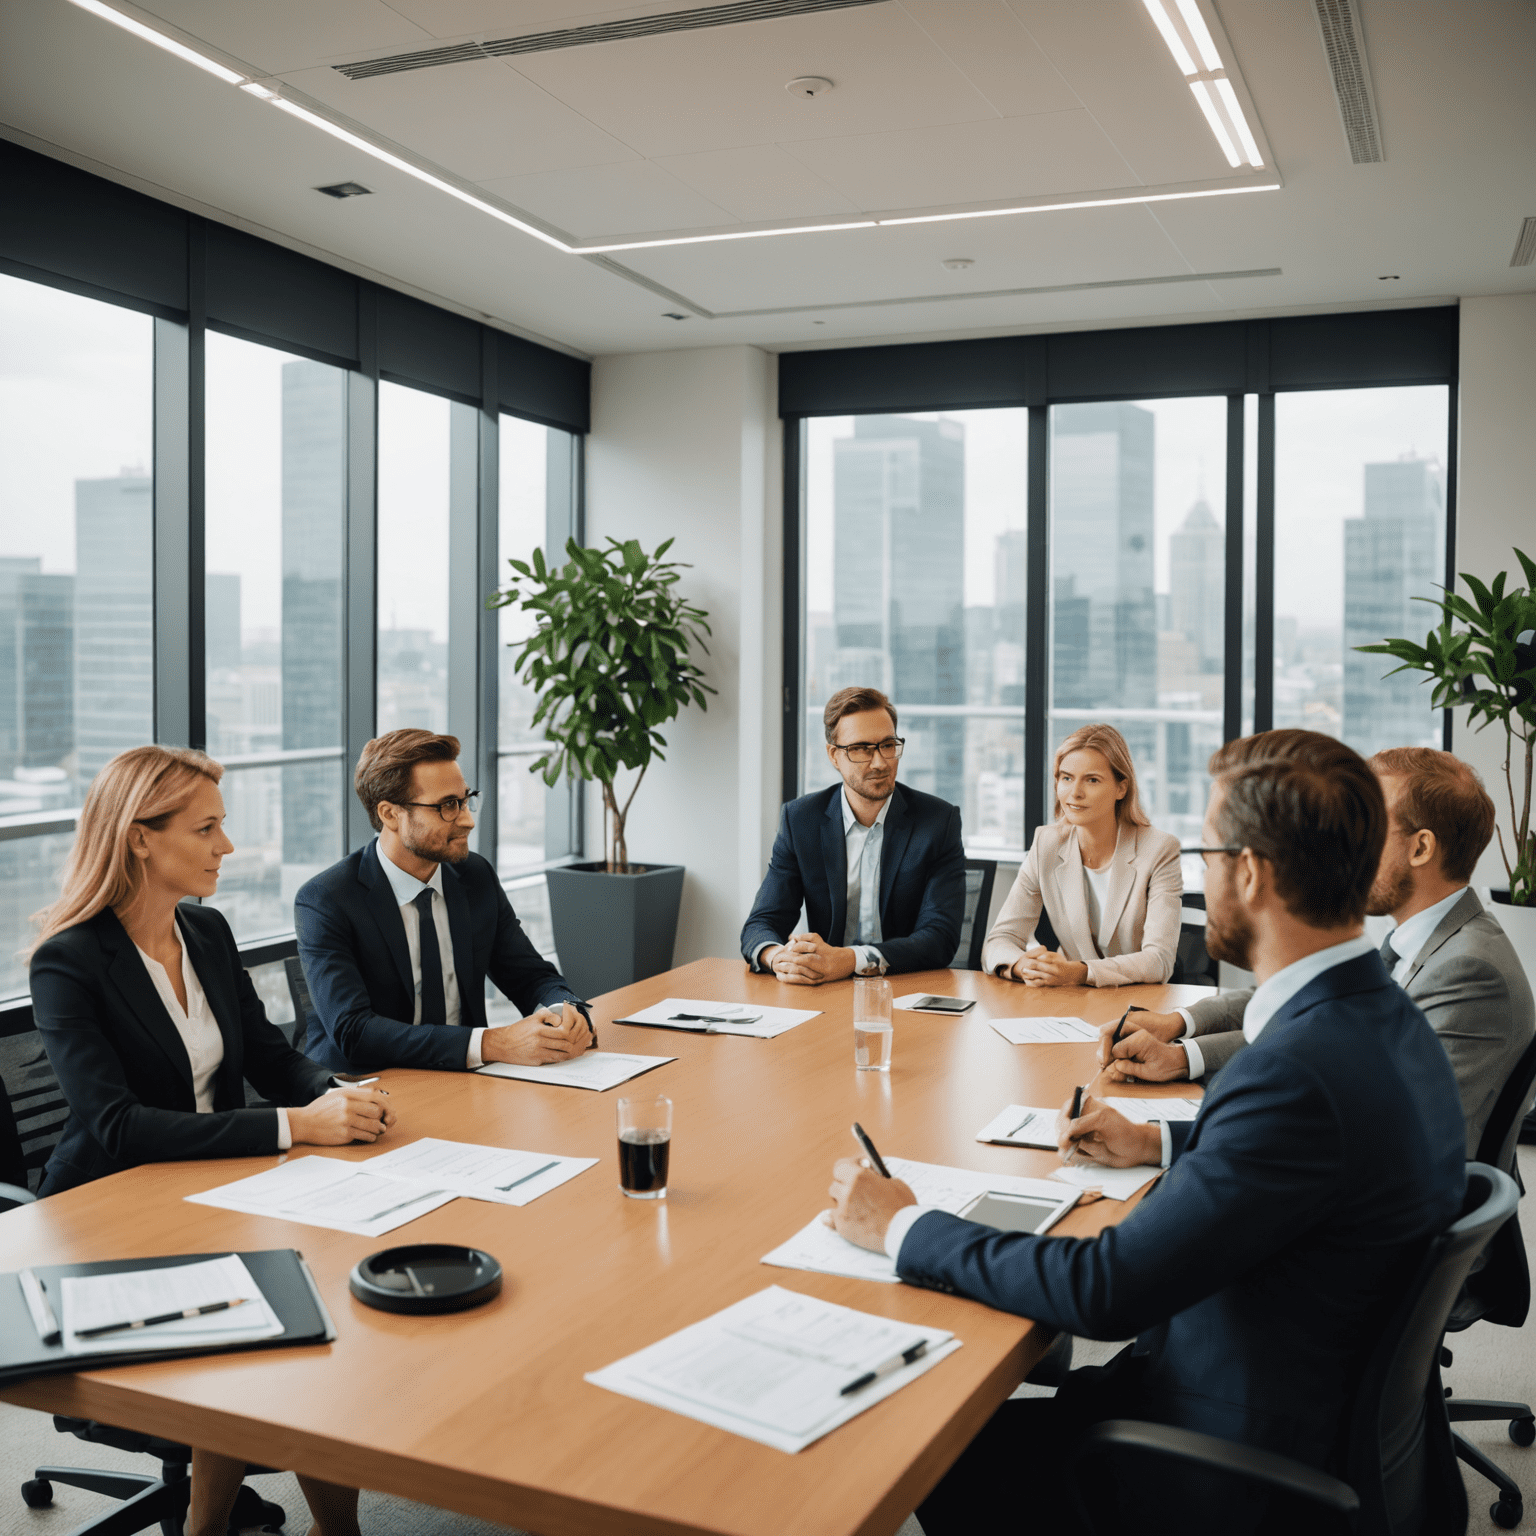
[[489, 536, 715, 872], [1356, 547, 1536, 905]]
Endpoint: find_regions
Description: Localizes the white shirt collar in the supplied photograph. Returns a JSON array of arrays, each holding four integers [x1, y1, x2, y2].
[[377, 838, 445, 906], [1243, 934, 1378, 1044], [841, 788, 893, 835], [1386, 886, 1469, 969]]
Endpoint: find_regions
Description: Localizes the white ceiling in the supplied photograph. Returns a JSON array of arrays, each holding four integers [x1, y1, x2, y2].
[[1, 0, 1532, 359]]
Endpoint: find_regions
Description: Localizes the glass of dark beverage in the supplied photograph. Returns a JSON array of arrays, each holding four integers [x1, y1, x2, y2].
[[617, 1094, 672, 1200]]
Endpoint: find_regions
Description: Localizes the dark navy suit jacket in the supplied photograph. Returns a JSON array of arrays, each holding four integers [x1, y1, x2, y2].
[[739, 782, 966, 974], [30, 905, 333, 1195], [898, 951, 1466, 1467], [294, 842, 587, 1073]]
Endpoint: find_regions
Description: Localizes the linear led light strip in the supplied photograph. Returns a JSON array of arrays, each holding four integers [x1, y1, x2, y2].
[[1141, 0, 1264, 168], [69, 0, 1276, 257]]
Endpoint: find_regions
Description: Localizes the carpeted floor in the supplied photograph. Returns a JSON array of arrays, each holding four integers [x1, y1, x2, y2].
[[4, 1147, 1532, 1535]]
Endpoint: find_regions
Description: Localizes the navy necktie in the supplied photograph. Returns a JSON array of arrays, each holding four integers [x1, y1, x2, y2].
[[414, 889, 446, 1027], [1379, 932, 1399, 972]]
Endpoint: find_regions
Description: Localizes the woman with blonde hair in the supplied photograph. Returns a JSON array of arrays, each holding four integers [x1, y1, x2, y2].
[[29, 745, 393, 1536], [981, 724, 1181, 987]]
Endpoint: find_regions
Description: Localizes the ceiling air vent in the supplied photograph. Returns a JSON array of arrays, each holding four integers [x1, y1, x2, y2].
[[334, 0, 886, 81], [1511, 218, 1536, 268], [1312, 0, 1383, 164], [316, 182, 372, 199]]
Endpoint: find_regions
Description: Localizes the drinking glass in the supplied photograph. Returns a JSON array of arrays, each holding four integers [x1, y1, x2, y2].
[[617, 1094, 672, 1199], [853, 978, 893, 1072]]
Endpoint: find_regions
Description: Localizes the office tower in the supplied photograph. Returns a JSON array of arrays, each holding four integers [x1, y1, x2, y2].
[[832, 416, 965, 803], [0, 557, 74, 780], [280, 360, 347, 875], [204, 572, 242, 674], [1168, 496, 1225, 672], [74, 472, 153, 787], [1343, 456, 1443, 755]]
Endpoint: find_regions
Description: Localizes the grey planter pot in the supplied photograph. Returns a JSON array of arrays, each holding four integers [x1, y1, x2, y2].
[[545, 862, 685, 1002]]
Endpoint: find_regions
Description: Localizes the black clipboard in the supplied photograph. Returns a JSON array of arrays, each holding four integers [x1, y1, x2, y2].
[[0, 1249, 336, 1386]]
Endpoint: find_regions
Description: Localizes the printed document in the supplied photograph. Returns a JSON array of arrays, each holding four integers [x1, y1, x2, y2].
[[975, 1104, 1060, 1149], [762, 1157, 1076, 1283], [1104, 1096, 1201, 1123], [988, 1017, 1099, 1045], [61, 1254, 282, 1356], [477, 1051, 674, 1092], [1052, 1161, 1162, 1202], [363, 1138, 596, 1206], [185, 1154, 456, 1237], [614, 998, 820, 1039], [586, 1284, 960, 1453]]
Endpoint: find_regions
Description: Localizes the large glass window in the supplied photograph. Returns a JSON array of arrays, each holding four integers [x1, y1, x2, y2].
[[1274, 386, 1450, 756], [203, 333, 347, 941], [0, 273, 153, 998], [803, 412, 1030, 854]]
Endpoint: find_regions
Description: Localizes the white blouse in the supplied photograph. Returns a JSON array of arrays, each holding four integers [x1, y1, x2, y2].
[[135, 939, 224, 1113]]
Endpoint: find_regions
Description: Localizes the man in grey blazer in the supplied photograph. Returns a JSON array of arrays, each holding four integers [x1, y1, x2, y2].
[[1104, 746, 1535, 1155]]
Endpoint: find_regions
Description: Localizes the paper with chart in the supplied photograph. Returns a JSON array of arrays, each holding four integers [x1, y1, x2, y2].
[[586, 1285, 960, 1453], [363, 1138, 596, 1207], [185, 1154, 456, 1237], [988, 1017, 1099, 1045], [613, 998, 820, 1039], [975, 1104, 1060, 1149], [1052, 1161, 1162, 1202], [477, 1051, 675, 1092], [1105, 1097, 1201, 1124], [61, 1255, 282, 1356], [761, 1157, 1078, 1283]]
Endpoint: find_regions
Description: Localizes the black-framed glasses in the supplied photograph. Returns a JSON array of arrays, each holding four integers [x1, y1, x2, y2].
[[831, 737, 906, 765], [1181, 844, 1243, 864], [397, 790, 481, 821]]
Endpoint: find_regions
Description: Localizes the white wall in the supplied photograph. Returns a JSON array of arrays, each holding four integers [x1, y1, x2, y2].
[[1453, 294, 1536, 891], [584, 345, 781, 964]]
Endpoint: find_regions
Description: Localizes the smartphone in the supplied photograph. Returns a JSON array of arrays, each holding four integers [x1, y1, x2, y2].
[[909, 995, 975, 1013]]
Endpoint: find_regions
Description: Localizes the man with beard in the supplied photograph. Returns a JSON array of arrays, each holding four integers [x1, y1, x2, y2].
[[741, 687, 965, 982], [295, 729, 592, 1073], [823, 729, 1465, 1530], [1101, 742, 1534, 1155]]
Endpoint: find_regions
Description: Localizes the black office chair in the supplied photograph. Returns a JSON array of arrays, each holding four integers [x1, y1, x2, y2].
[[1069, 1163, 1521, 1536], [0, 1036, 71, 1201], [949, 859, 997, 971], [1441, 1028, 1536, 1527], [282, 954, 316, 1051]]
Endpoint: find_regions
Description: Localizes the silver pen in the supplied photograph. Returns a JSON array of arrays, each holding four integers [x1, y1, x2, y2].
[[19, 1269, 60, 1344]]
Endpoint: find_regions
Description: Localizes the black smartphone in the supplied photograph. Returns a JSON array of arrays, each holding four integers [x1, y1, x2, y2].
[[910, 995, 975, 1013]]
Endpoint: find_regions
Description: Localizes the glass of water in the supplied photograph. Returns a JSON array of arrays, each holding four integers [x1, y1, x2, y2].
[[853, 978, 893, 1071]]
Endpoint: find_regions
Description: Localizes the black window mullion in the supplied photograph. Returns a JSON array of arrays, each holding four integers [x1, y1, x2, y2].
[[476, 333, 500, 869], [781, 418, 805, 804], [1253, 392, 1276, 733], [1023, 404, 1050, 846], [344, 287, 379, 853], [1223, 393, 1245, 742], [1442, 381, 1459, 752]]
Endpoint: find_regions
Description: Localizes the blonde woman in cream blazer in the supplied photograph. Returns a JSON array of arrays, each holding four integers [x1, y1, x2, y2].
[[981, 724, 1182, 988]]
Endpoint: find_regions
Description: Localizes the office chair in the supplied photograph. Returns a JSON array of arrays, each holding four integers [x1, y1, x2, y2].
[[949, 859, 997, 971], [1441, 1028, 1536, 1527], [282, 954, 317, 1051], [0, 1037, 71, 1200], [1069, 1163, 1521, 1536]]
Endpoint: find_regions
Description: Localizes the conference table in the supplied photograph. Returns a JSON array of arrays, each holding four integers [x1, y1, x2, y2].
[[0, 959, 1214, 1536]]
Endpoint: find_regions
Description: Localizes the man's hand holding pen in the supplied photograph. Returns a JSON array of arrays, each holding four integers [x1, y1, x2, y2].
[[1096, 1007, 1191, 1083], [1057, 1090, 1161, 1169]]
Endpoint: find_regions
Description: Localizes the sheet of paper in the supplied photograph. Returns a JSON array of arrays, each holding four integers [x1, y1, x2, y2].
[[586, 1285, 960, 1454], [363, 1138, 596, 1207], [761, 1157, 1076, 1283], [892, 993, 973, 1014], [613, 998, 820, 1039], [1104, 1096, 1202, 1124], [476, 1050, 675, 1092], [185, 1154, 456, 1237], [60, 1255, 283, 1355], [1051, 1162, 1162, 1201], [988, 1017, 1099, 1045], [975, 1104, 1059, 1149]]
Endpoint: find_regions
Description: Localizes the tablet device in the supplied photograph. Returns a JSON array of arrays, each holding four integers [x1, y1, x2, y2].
[[959, 1189, 1077, 1236], [910, 995, 975, 1013]]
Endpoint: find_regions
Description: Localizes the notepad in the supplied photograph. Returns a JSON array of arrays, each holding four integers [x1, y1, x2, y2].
[[586, 1285, 960, 1453], [476, 1051, 675, 1092], [1104, 1096, 1202, 1124], [364, 1138, 596, 1206], [1051, 1162, 1163, 1202], [988, 1017, 1099, 1045], [975, 1104, 1060, 1149], [614, 998, 820, 1038]]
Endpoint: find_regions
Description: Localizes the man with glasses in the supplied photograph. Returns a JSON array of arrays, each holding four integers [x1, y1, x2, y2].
[[741, 687, 965, 983], [295, 729, 592, 1073]]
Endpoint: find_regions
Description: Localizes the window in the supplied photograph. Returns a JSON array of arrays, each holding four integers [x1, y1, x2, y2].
[[802, 411, 1030, 854], [1273, 386, 1450, 757], [0, 273, 153, 998], [203, 333, 347, 941]]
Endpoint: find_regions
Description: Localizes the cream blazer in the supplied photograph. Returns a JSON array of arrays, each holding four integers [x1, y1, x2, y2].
[[981, 820, 1183, 987]]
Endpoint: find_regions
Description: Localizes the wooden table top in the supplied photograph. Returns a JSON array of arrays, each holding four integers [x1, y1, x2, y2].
[[0, 959, 1214, 1536]]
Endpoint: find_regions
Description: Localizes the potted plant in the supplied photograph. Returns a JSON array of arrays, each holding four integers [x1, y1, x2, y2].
[[1356, 545, 1536, 977], [490, 536, 714, 998]]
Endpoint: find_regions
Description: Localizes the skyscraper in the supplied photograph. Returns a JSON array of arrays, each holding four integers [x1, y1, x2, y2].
[[1168, 496, 1225, 673], [74, 472, 153, 786], [1343, 455, 1444, 755], [0, 557, 74, 780]]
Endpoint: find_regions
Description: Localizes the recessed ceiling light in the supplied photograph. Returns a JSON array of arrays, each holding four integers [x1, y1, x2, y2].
[[64, 0, 245, 83], [1141, 0, 1265, 168], [941, 258, 975, 271], [785, 76, 833, 97], [316, 182, 372, 199]]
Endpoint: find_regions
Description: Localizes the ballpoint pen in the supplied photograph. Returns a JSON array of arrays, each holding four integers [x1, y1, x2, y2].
[[1064, 1085, 1085, 1165], [839, 1338, 929, 1396], [851, 1123, 891, 1179], [1109, 1004, 1147, 1049], [75, 1297, 250, 1339]]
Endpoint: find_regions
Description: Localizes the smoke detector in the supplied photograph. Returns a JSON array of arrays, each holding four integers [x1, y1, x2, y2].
[[941, 258, 975, 271], [785, 76, 832, 97]]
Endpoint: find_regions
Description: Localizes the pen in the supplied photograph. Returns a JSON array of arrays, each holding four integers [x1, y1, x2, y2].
[[1109, 1005, 1147, 1049], [1064, 1085, 1086, 1165], [496, 1159, 561, 1192], [75, 1296, 249, 1339], [19, 1268, 60, 1344], [667, 1013, 760, 1026], [851, 1123, 891, 1179], [1003, 1112, 1037, 1141], [840, 1338, 929, 1396]]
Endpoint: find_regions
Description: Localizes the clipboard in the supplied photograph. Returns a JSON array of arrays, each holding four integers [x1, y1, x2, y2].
[[0, 1249, 336, 1386]]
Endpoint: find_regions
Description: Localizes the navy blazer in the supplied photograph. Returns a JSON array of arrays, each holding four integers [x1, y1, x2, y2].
[[30, 904, 334, 1196], [739, 782, 966, 974], [294, 842, 587, 1073], [898, 951, 1466, 1468]]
